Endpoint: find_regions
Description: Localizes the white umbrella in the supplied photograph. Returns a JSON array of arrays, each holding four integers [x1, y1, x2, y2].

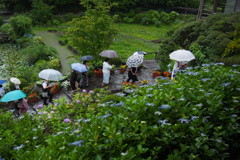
[[133, 51, 147, 55], [10, 77, 21, 85], [169, 49, 195, 79], [38, 69, 64, 81], [126, 54, 144, 68], [169, 49, 195, 62], [99, 50, 119, 58]]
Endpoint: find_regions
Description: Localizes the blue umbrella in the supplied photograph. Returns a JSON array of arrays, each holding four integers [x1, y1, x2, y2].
[[71, 63, 88, 73], [0, 80, 6, 85], [0, 90, 26, 102], [80, 55, 94, 61]]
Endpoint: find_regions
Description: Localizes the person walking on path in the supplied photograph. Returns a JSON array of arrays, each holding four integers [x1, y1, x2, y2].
[[79, 61, 89, 88], [102, 59, 112, 86], [42, 79, 53, 105], [0, 85, 5, 97], [126, 67, 138, 83], [17, 98, 29, 115], [70, 69, 78, 94]]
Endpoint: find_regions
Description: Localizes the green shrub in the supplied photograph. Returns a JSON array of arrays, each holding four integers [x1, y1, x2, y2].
[[48, 57, 61, 69], [141, 10, 160, 25], [100, 94, 124, 103], [10, 15, 32, 38], [223, 39, 240, 57], [30, 0, 54, 25], [20, 44, 57, 65], [34, 59, 50, 71], [0, 23, 12, 34], [189, 42, 209, 66], [216, 54, 240, 66]]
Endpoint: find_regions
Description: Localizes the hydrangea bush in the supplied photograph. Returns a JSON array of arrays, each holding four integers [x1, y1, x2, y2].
[[0, 64, 240, 159]]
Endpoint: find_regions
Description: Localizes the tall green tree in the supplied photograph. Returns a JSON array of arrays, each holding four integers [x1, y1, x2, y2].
[[65, 0, 117, 57]]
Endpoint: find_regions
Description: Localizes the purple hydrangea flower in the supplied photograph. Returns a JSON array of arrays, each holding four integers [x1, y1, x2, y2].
[[82, 89, 87, 92], [89, 90, 94, 94], [76, 100, 81, 103], [36, 104, 43, 109], [64, 118, 71, 123]]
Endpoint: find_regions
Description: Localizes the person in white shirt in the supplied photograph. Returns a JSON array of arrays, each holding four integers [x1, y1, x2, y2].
[[0, 85, 5, 97], [42, 79, 53, 105], [102, 59, 112, 86]]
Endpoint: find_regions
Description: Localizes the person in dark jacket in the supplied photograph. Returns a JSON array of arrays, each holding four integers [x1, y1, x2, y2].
[[126, 67, 138, 83], [70, 69, 78, 94]]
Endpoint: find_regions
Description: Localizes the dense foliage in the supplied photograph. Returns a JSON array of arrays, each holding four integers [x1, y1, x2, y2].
[[1, 0, 200, 13], [65, 0, 117, 57], [0, 64, 240, 159], [157, 12, 240, 70]]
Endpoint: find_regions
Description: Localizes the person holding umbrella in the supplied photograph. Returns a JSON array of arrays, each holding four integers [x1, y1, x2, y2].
[[42, 79, 53, 105], [102, 58, 112, 86], [0, 84, 5, 97], [70, 69, 78, 95], [79, 61, 89, 88]]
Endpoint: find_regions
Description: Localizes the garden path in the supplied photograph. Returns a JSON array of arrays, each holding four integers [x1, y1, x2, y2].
[[34, 30, 76, 75], [32, 30, 160, 107]]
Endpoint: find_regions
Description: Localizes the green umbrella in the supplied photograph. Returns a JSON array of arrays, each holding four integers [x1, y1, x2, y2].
[[0, 90, 26, 102]]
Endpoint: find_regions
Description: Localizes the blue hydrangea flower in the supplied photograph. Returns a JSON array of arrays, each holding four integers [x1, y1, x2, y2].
[[178, 118, 189, 124], [146, 103, 154, 106], [178, 98, 186, 101], [158, 119, 168, 125], [231, 114, 238, 117], [69, 140, 84, 147], [202, 64, 210, 67], [147, 94, 153, 97], [221, 83, 231, 87], [191, 116, 199, 121], [13, 144, 24, 150], [201, 78, 211, 82], [111, 102, 125, 107], [99, 114, 112, 118], [158, 104, 171, 110]]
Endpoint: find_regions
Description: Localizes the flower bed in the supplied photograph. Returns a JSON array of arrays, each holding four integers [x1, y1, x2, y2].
[[94, 69, 103, 77], [1, 64, 240, 160], [27, 93, 39, 103], [50, 84, 61, 94], [152, 70, 162, 77]]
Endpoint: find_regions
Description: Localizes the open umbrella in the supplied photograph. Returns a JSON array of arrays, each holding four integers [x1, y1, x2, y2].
[[126, 54, 144, 68], [99, 50, 119, 58], [0, 80, 6, 85], [133, 51, 147, 55], [169, 49, 195, 79], [10, 77, 21, 85], [169, 49, 195, 62], [0, 90, 26, 102], [80, 55, 94, 61], [38, 69, 64, 81], [71, 63, 88, 73]]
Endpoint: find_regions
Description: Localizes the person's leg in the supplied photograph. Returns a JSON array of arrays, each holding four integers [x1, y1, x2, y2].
[[43, 97, 48, 105], [48, 92, 53, 103]]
